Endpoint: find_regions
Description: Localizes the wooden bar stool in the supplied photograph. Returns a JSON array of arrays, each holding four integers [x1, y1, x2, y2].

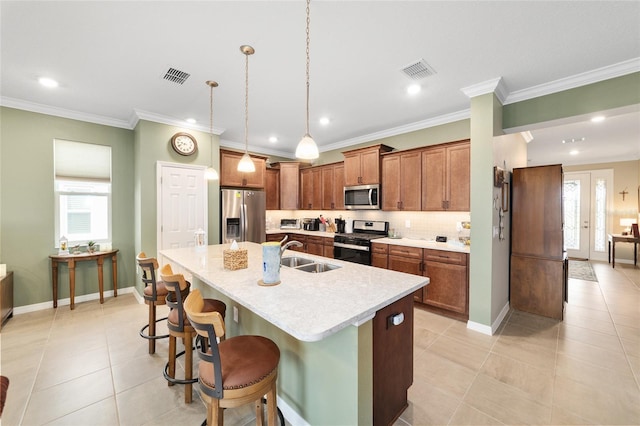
[[160, 264, 227, 404], [136, 252, 169, 354], [184, 288, 282, 426]]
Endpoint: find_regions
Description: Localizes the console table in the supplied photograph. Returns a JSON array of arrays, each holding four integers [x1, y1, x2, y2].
[[50, 249, 119, 310], [608, 234, 639, 268]]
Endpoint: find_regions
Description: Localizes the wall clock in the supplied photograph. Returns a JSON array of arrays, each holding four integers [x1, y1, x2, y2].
[[170, 132, 197, 156]]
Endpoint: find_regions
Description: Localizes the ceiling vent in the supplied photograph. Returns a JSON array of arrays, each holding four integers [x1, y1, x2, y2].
[[401, 59, 436, 80], [163, 67, 190, 85]]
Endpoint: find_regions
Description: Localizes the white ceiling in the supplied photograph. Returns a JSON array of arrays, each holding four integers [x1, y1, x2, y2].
[[2, 1, 639, 165]]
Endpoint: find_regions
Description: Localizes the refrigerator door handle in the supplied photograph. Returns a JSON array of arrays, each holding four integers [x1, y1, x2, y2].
[[241, 202, 246, 241]]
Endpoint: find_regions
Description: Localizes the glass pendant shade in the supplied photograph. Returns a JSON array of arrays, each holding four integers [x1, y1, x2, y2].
[[238, 152, 256, 172], [295, 134, 319, 159], [205, 167, 219, 180]]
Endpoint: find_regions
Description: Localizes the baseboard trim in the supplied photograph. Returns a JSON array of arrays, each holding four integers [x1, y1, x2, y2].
[[466, 302, 510, 336], [12, 287, 137, 315], [277, 396, 309, 426]]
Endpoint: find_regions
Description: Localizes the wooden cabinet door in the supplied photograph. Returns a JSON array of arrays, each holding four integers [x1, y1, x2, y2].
[[243, 157, 265, 188], [279, 163, 300, 210], [382, 155, 401, 210], [323, 237, 334, 258], [388, 245, 422, 275], [360, 148, 381, 184], [266, 233, 286, 243], [400, 151, 421, 210], [421, 147, 446, 211], [343, 151, 362, 186], [423, 261, 468, 314], [306, 236, 324, 256], [265, 168, 279, 210], [333, 163, 345, 209], [446, 143, 470, 211], [321, 165, 334, 210], [371, 242, 388, 269], [300, 168, 322, 210]]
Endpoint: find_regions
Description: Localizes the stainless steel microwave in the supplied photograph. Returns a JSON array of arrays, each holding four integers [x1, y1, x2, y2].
[[344, 184, 380, 210]]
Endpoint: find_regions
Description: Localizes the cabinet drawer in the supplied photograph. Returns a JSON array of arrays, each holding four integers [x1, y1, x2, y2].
[[389, 245, 422, 259], [371, 243, 388, 254], [423, 249, 467, 265], [307, 236, 324, 244]]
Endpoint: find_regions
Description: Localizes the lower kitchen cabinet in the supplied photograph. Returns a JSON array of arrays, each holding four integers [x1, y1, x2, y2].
[[387, 245, 423, 302], [422, 249, 468, 317], [323, 237, 334, 258], [371, 242, 388, 269], [379, 244, 469, 318], [306, 235, 324, 256]]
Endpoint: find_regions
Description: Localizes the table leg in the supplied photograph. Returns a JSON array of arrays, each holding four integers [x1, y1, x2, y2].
[[612, 241, 616, 268], [97, 256, 105, 304], [608, 241, 611, 263], [112, 253, 118, 298], [635, 242, 638, 267], [52, 261, 58, 308], [69, 259, 76, 309]]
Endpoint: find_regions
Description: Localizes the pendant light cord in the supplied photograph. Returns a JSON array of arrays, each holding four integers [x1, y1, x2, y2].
[[245, 51, 250, 154], [305, 0, 311, 135], [210, 84, 214, 160]]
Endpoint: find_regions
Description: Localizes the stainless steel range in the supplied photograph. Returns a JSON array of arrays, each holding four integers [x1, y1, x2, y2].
[[334, 220, 389, 265]]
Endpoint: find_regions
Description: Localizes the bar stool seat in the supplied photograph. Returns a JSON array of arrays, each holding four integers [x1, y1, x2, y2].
[[136, 252, 170, 354], [161, 264, 227, 404]]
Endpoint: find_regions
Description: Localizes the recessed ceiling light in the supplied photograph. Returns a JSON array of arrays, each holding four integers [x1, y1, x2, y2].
[[590, 116, 605, 123], [269, 136, 278, 143], [186, 118, 196, 124], [407, 84, 421, 95], [570, 150, 579, 155], [38, 77, 58, 88], [319, 117, 330, 126]]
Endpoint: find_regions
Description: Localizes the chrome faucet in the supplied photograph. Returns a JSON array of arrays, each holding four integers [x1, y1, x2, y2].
[[280, 240, 303, 259]]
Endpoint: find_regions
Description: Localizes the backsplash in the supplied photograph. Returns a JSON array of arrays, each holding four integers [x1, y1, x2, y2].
[[267, 210, 471, 241]]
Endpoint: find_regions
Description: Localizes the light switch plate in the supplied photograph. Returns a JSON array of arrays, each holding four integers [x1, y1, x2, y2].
[[405, 220, 411, 228]]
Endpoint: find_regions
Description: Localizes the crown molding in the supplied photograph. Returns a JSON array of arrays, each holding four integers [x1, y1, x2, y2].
[[133, 109, 225, 135], [219, 139, 296, 160], [0, 96, 132, 129], [318, 109, 471, 154], [460, 77, 508, 104], [504, 57, 640, 104]]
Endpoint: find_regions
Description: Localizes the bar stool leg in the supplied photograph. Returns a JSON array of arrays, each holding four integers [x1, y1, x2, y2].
[[184, 335, 193, 403], [168, 335, 176, 387]]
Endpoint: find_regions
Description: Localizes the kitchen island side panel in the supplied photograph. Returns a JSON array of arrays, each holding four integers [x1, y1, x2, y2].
[[197, 281, 373, 425]]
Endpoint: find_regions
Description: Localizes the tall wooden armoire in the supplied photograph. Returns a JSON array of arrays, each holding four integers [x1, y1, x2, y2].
[[510, 164, 568, 320]]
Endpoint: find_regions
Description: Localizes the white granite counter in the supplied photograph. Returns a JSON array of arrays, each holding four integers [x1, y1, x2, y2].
[[160, 242, 427, 342], [266, 228, 335, 238], [374, 237, 471, 254]]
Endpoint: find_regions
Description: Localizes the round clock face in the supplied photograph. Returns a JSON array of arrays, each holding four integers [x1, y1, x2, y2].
[[171, 132, 197, 156]]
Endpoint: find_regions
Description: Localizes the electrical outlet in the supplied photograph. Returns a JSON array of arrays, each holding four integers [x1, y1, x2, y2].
[[493, 226, 499, 237], [405, 219, 411, 228], [233, 306, 239, 323]]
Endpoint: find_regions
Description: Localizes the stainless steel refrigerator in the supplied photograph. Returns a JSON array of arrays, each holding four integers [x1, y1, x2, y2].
[[220, 189, 266, 244]]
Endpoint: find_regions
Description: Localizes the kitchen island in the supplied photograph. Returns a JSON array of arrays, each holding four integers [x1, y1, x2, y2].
[[160, 242, 428, 425]]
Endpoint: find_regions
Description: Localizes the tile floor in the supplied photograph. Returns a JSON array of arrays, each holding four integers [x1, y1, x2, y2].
[[1, 261, 638, 425]]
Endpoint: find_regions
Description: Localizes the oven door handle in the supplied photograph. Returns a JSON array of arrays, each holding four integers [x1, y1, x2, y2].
[[334, 242, 370, 252]]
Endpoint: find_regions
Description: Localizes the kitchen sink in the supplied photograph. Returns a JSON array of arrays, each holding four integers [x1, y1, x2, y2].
[[281, 256, 315, 267], [295, 263, 342, 273]]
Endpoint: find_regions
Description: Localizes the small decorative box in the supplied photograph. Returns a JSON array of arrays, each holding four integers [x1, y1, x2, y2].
[[223, 249, 248, 270]]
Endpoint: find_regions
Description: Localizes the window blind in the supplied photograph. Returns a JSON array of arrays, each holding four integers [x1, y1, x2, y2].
[[54, 139, 111, 182]]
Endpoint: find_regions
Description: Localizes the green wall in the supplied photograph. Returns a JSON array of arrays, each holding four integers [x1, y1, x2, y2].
[[0, 107, 135, 306]]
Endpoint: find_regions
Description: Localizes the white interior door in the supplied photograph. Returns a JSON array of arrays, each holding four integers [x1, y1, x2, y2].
[[564, 172, 591, 259], [157, 163, 207, 255]]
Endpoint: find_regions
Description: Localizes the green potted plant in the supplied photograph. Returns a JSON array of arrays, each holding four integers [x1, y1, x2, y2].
[[87, 241, 97, 253]]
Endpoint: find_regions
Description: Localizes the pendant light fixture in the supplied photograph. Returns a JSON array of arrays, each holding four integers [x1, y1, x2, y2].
[[295, 0, 319, 160], [237, 45, 256, 173], [205, 80, 220, 180]]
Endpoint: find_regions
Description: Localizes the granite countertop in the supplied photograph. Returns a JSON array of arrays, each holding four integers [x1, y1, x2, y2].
[[160, 242, 427, 342], [374, 237, 471, 254], [269, 229, 471, 253], [266, 228, 336, 238]]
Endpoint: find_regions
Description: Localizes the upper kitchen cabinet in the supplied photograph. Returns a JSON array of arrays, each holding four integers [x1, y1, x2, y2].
[[421, 140, 470, 211], [220, 149, 266, 189], [300, 167, 323, 210], [265, 168, 280, 210], [343, 144, 394, 186], [381, 150, 422, 211], [321, 162, 345, 210], [275, 162, 307, 210]]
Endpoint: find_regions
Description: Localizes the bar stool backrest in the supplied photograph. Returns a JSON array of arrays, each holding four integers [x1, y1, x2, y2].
[[160, 264, 190, 332], [136, 252, 160, 301]]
